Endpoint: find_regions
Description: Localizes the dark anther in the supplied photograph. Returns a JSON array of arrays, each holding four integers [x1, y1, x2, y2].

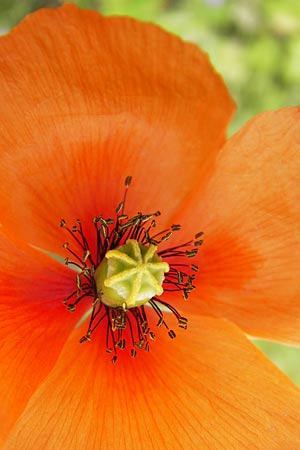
[[168, 330, 176, 339], [125, 175, 132, 187], [112, 355, 118, 365]]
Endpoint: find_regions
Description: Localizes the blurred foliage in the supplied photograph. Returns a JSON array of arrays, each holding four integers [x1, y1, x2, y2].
[[255, 340, 300, 385], [1, 0, 300, 384]]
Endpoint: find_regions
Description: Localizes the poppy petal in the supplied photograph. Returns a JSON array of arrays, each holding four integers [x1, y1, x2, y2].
[[3, 315, 300, 449], [178, 108, 300, 344], [0, 4, 234, 253], [0, 233, 78, 443]]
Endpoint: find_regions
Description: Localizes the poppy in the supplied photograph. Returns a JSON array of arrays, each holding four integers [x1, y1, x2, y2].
[[1, 4, 300, 449]]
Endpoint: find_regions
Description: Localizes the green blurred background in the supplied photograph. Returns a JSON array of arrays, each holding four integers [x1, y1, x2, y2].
[[1, 0, 300, 384]]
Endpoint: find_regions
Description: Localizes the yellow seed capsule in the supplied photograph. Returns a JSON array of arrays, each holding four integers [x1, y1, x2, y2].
[[94, 239, 169, 309]]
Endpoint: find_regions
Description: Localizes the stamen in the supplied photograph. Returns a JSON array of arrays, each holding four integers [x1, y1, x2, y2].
[[61, 177, 202, 363]]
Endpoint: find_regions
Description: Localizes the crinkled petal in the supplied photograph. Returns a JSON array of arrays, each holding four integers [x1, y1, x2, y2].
[[0, 4, 234, 253], [178, 108, 300, 344], [3, 315, 300, 449]]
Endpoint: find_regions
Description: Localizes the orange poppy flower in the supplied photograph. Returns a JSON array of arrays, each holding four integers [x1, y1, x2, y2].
[[1, 4, 300, 449]]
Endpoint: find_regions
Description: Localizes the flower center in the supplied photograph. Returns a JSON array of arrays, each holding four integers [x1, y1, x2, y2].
[[61, 177, 202, 363], [94, 239, 170, 309]]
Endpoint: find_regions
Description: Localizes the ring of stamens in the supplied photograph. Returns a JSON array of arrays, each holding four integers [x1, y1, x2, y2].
[[61, 177, 203, 363]]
